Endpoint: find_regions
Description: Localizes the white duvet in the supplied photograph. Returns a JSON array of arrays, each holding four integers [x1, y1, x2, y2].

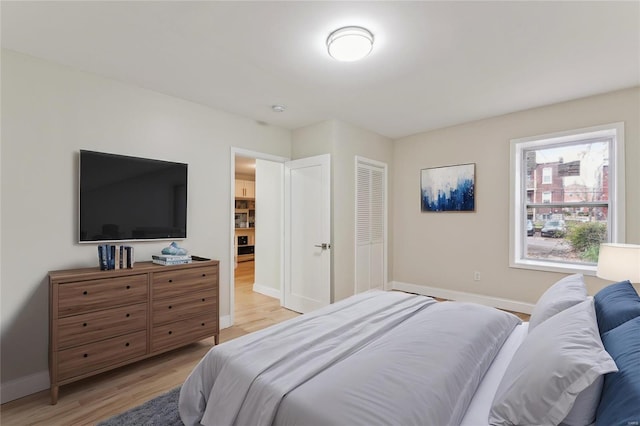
[[180, 290, 520, 426]]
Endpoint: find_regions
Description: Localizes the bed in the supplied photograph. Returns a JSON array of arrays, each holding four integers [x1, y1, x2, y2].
[[179, 275, 640, 426]]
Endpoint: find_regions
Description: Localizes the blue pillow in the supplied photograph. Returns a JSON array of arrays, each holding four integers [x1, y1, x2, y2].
[[595, 316, 640, 426], [594, 280, 640, 334]]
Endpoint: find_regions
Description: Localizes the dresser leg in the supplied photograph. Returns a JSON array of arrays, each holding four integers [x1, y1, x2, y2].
[[50, 385, 58, 405], [214, 334, 219, 345]]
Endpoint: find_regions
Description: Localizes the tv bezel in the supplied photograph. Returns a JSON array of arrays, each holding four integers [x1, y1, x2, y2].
[[78, 150, 188, 244]]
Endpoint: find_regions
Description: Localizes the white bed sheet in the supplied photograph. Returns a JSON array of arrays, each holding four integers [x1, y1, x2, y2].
[[460, 322, 529, 425], [179, 290, 522, 426]]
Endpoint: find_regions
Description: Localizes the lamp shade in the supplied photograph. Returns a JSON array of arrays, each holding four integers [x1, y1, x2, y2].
[[596, 243, 640, 283]]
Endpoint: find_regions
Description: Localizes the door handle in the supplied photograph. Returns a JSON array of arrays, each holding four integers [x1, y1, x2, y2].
[[314, 243, 332, 250]]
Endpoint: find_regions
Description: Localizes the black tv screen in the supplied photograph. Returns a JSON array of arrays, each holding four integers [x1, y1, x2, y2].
[[79, 150, 187, 242]]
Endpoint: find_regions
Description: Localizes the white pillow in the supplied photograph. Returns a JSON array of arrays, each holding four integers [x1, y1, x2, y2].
[[528, 273, 587, 332], [489, 298, 618, 426]]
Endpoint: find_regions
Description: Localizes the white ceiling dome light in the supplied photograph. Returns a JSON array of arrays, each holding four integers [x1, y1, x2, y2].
[[326, 26, 374, 62]]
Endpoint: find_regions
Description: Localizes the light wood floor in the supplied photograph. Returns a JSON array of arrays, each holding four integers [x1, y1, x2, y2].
[[0, 261, 299, 426], [1, 262, 529, 425]]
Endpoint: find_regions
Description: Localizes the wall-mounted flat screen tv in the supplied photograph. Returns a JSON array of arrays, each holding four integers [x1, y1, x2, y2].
[[79, 150, 187, 242]]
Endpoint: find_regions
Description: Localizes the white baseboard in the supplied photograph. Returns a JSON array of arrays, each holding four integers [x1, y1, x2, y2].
[[391, 281, 534, 315], [252, 283, 281, 300], [1, 370, 49, 404], [220, 314, 232, 329]]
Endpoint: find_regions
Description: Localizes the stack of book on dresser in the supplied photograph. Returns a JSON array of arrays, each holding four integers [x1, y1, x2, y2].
[[152, 254, 192, 266], [98, 245, 135, 270]]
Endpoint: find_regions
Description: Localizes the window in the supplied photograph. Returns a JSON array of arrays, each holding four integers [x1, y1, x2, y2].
[[510, 123, 625, 274]]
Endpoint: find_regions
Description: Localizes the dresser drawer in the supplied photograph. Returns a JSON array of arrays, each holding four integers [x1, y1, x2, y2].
[[152, 289, 217, 325], [152, 266, 217, 299], [57, 303, 147, 349], [151, 314, 217, 352], [57, 330, 147, 381], [58, 275, 147, 317]]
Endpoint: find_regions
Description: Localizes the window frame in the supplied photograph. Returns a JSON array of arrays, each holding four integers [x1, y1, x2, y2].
[[509, 122, 625, 275]]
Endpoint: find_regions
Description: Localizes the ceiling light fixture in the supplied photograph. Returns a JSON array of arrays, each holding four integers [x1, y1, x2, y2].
[[271, 104, 286, 113], [326, 26, 374, 62]]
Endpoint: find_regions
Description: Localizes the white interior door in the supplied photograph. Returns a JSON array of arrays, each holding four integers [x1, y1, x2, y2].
[[284, 154, 331, 313]]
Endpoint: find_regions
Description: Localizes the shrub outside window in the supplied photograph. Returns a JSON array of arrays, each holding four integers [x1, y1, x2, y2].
[[510, 123, 625, 274]]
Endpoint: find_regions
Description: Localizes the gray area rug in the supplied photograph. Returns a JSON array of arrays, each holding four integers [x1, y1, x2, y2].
[[97, 386, 183, 426]]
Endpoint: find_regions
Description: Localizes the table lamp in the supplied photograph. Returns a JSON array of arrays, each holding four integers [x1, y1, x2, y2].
[[596, 243, 640, 283]]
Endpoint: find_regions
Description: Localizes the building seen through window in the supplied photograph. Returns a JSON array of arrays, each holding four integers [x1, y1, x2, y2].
[[512, 123, 623, 273]]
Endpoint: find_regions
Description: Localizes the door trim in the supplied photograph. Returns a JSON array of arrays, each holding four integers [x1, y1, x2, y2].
[[229, 147, 289, 327]]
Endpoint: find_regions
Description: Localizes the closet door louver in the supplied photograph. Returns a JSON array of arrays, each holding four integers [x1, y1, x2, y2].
[[355, 159, 386, 294]]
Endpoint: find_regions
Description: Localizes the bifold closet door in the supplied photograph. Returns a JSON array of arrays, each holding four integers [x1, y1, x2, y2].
[[355, 157, 387, 294]]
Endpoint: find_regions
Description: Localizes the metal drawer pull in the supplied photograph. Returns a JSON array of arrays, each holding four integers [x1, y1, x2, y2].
[[168, 305, 172, 309], [125, 342, 130, 347], [83, 291, 88, 295], [126, 313, 130, 317], [202, 274, 206, 277], [83, 354, 88, 358], [83, 323, 87, 327], [201, 323, 205, 326], [202, 298, 205, 302], [169, 279, 173, 283], [168, 331, 172, 335], [126, 285, 131, 289]]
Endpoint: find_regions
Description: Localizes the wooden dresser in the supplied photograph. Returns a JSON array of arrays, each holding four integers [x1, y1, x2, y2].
[[48, 260, 219, 404]]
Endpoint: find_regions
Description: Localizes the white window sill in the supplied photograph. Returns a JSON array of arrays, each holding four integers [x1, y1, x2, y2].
[[510, 259, 597, 276]]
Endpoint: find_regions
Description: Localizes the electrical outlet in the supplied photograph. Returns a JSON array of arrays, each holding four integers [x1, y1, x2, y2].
[[474, 271, 481, 281]]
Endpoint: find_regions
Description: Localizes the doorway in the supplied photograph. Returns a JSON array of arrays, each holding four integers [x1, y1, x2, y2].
[[234, 155, 256, 279], [228, 149, 333, 325], [233, 155, 258, 321], [229, 148, 288, 326]]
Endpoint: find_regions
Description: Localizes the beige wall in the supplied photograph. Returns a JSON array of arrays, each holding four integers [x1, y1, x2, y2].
[[0, 50, 291, 398], [392, 87, 640, 304], [332, 121, 394, 301], [2, 48, 637, 403], [292, 120, 394, 302], [291, 120, 335, 159]]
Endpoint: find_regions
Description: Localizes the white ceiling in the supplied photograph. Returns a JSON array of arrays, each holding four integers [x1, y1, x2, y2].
[[2, 1, 639, 139]]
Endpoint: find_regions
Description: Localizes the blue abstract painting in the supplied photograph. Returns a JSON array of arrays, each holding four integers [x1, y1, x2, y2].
[[421, 163, 475, 212]]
